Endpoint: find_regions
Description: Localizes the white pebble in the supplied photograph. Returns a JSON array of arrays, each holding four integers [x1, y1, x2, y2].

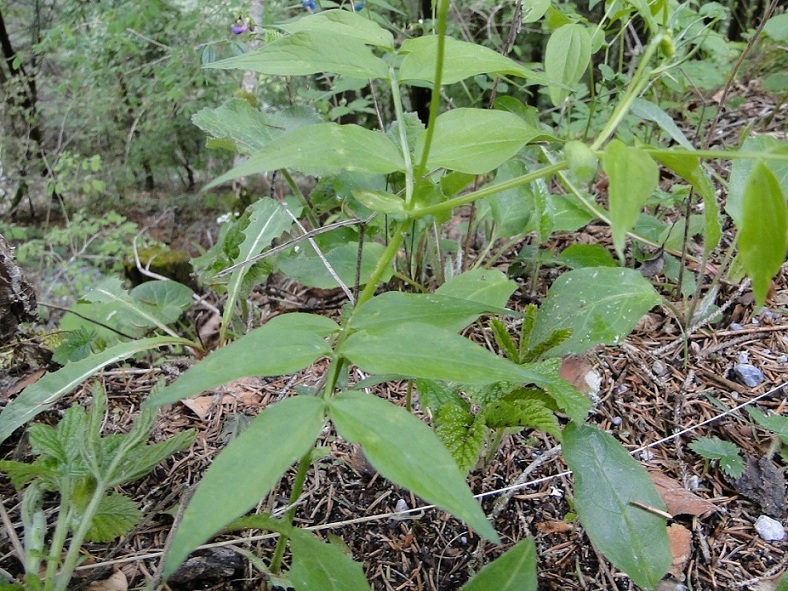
[[754, 515, 785, 542]]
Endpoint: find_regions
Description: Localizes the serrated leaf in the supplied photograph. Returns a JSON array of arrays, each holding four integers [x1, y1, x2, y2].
[[415, 109, 549, 175], [289, 528, 372, 591], [545, 24, 591, 107], [529, 267, 661, 357], [484, 395, 560, 439], [206, 123, 404, 188], [107, 429, 197, 486], [330, 391, 499, 543], [162, 396, 326, 578], [415, 379, 465, 415], [0, 460, 56, 489], [206, 30, 388, 79], [399, 35, 554, 86], [435, 404, 486, 473], [0, 336, 193, 444], [688, 436, 744, 478], [146, 314, 338, 407], [459, 538, 537, 591], [603, 140, 660, 258], [84, 493, 141, 542], [563, 423, 671, 590], [737, 161, 787, 308]]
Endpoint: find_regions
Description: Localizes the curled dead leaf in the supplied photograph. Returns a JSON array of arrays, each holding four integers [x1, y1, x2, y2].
[[650, 471, 718, 518]]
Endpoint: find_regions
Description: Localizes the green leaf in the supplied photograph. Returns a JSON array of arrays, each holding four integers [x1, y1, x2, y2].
[[130, 281, 193, 325], [726, 136, 788, 227], [206, 124, 404, 188], [563, 423, 671, 590], [107, 429, 197, 486], [545, 24, 591, 108], [651, 151, 721, 252], [221, 198, 295, 335], [435, 404, 486, 473], [518, 359, 590, 423], [192, 98, 278, 154], [276, 241, 389, 290], [330, 391, 499, 543], [349, 292, 514, 333], [529, 267, 661, 357], [746, 407, 788, 441], [631, 99, 693, 150], [399, 36, 553, 86], [206, 30, 388, 79], [351, 190, 405, 215], [521, 0, 550, 23], [0, 336, 193, 444], [557, 244, 618, 269], [775, 572, 788, 591], [763, 13, 788, 43], [435, 269, 517, 307], [737, 161, 787, 308], [162, 396, 326, 578], [564, 140, 599, 183], [280, 9, 393, 50], [289, 528, 372, 591], [459, 538, 537, 591], [688, 436, 744, 478], [339, 322, 529, 385], [415, 109, 548, 175], [603, 140, 659, 258], [146, 314, 338, 407], [415, 379, 466, 416], [483, 395, 561, 439], [84, 494, 142, 543]]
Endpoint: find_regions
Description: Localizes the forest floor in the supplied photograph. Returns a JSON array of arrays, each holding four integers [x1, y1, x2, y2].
[[1, 83, 787, 591]]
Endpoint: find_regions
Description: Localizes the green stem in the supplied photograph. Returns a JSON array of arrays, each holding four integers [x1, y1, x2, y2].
[[591, 34, 663, 151], [389, 69, 415, 207], [43, 493, 72, 591], [413, 162, 568, 219], [357, 221, 407, 306], [281, 168, 319, 228], [414, 0, 449, 179], [269, 451, 314, 574]]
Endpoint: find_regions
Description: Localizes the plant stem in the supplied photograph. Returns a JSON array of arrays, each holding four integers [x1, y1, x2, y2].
[[357, 221, 407, 306], [389, 69, 415, 207], [269, 451, 314, 574]]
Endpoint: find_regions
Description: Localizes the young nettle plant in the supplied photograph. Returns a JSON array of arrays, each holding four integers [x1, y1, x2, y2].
[[0, 383, 196, 591]]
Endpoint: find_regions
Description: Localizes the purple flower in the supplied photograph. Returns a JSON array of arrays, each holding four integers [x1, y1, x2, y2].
[[231, 19, 248, 35], [353, 2, 365, 10], [302, 0, 318, 11]]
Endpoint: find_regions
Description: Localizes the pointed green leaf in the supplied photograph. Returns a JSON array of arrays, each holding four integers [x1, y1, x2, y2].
[[163, 396, 326, 578], [529, 267, 661, 357], [289, 528, 372, 591], [84, 494, 142, 543], [747, 407, 788, 440], [557, 244, 618, 269], [192, 98, 278, 154], [399, 36, 553, 86], [130, 281, 194, 325], [484, 396, 561, 439], [107, 429, 197, 486], [415, 109, 549, 175], [206, 30, 388, 79], [339, 322, 528, 385], [631, 99, 693, 150], [206, 124, 404, 188], [146, 314, 338, 407], [83, 278, 185, 334], [276, 241, 389, 289], [564, 140, 599, 183], [435, 269, 517, 307], [518, 359, 590, 423], [726, 136, 788, 227], [650, 151, 721, 252], [545, 24, 591, 107], [738, 161, 787, 308], [280, 9, 393, 50], [349, 292, 515, 333], [351, 190, 406, 215], [603, 140, 659, 258], [0, 337, 193, 444], [222, 198, 295, 334], [330, 391, 499, 543], [563, 423, 671, 590], [460, 538, 537, 591]]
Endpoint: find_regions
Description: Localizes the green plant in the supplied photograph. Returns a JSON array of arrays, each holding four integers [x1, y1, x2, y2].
[[0, 383, 196, 591], [2, 0, 787, 589]]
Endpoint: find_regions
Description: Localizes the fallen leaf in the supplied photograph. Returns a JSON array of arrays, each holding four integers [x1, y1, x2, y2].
[[559, 355, 602, 396], [667, 523, 692, 579], [731, 455, 786, 518], [2, 368, 46, 402], [86, 569, 127, 591], [650, 471, 718, 518]]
